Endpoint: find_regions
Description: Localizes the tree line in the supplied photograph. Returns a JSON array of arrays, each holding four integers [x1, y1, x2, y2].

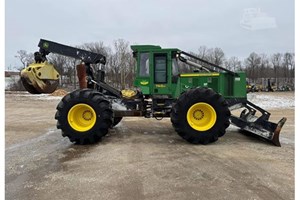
[[15, 39, 295, 90]]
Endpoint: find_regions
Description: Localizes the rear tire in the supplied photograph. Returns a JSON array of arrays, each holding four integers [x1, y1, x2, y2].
[[171, 88, 230, 144], [55, 89, 113, 144]]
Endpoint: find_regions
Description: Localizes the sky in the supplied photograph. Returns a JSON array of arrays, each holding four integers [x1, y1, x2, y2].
[[5, 0, 295, 70]]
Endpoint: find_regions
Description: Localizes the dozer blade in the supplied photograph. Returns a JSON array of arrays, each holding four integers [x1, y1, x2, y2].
[[20, 62, 59, 94], [229, 100, 287, 146]]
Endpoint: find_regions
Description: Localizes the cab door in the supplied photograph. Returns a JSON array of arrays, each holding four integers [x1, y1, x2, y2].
[[152, 53, 170, 95]]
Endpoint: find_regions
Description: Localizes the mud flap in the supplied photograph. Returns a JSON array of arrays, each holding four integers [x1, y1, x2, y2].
[[229, 100, 287, 147]]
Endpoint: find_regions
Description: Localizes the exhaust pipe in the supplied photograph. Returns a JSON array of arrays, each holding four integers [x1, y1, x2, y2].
[[76, 64, 87, 89]]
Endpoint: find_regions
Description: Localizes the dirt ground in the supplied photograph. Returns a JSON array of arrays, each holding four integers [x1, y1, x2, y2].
[[5, 91, 295, 200]]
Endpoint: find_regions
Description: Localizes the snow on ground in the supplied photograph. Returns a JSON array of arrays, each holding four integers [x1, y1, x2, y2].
[[247, 92, 294, 109], [8, 92, 63, 100]]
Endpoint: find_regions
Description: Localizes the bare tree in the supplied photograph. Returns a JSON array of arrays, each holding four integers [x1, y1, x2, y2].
[[15, 50, 34, 69], [64, 58, 79, 89], [198, 46, 209, 60], [244, 52, 261, 82], [259, 54, 270, 78], [225, 56, 242, 72], [81, 41, 108, 55], [282, 52, 294, 82], [270, 53, 282, 87], [289, 53, 295, 79], [110, 39, 133, 89], [207, 47, 225, 66]]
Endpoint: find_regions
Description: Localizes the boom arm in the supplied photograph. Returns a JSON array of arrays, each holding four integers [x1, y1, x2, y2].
[[35, 39, 106, 65]]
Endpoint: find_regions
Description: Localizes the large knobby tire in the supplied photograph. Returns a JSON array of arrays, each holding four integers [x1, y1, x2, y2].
[[55, 89, 113, 144], [171, 88, 230, 144]]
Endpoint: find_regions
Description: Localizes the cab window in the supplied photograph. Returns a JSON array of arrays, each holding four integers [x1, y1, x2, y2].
[[139, 53, 149, 76], [154, 54, 167, 83], [172, 58, 179, 76]]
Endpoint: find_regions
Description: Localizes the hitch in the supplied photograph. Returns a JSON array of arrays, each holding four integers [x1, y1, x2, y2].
[[229, 100, 287, 146]]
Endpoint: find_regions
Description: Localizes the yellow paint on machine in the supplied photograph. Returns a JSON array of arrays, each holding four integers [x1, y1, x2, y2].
[[67, 104, 96, 132], [180, 73, 220, 77], [187, 103, 217, 131], [155, 84, 166, 88], [121, 89, 137, 99], [140, 81, 149, 85]]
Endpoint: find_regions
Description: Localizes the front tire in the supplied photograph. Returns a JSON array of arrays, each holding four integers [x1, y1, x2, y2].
[[55, 89, 113, 144], [171, 88, 230, 144]]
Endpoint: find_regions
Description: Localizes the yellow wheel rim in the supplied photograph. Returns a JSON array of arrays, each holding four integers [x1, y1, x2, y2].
[[67, 104, 96, 132], [187, 103, 217, 131]]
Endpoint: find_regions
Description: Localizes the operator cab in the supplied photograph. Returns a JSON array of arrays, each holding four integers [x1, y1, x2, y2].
[[131, 45, 180, 97]]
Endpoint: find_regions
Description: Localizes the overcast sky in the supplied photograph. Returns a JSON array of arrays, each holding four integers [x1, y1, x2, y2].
[[5, 0, 294, 69]]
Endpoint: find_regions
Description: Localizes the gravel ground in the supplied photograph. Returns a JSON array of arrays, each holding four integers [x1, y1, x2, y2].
[[5, 91, 295, 200]]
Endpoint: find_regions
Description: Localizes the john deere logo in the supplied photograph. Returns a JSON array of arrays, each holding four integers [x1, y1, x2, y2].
[[140, 80, 149, 85], [43, 42, 49, 48]]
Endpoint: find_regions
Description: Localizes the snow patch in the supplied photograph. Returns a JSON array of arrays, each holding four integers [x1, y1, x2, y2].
[[112, 99, 127, 111], [247, 93, 294, 109], [12, 92, 62, 100]]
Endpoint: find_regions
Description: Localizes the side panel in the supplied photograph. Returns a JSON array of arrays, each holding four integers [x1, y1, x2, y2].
[[232, 72, 247, 98], [174, 73, 221, 98], [174, 72, 247, 99]]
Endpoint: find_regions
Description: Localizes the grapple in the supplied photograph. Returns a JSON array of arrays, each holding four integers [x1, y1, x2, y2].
[[20, 62, 59, 94]]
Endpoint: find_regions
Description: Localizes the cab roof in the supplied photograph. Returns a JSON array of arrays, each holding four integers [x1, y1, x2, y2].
[[131, 45, 180, 52]]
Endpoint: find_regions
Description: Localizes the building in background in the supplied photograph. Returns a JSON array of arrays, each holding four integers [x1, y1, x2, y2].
[[5, 71, 20, 90]]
